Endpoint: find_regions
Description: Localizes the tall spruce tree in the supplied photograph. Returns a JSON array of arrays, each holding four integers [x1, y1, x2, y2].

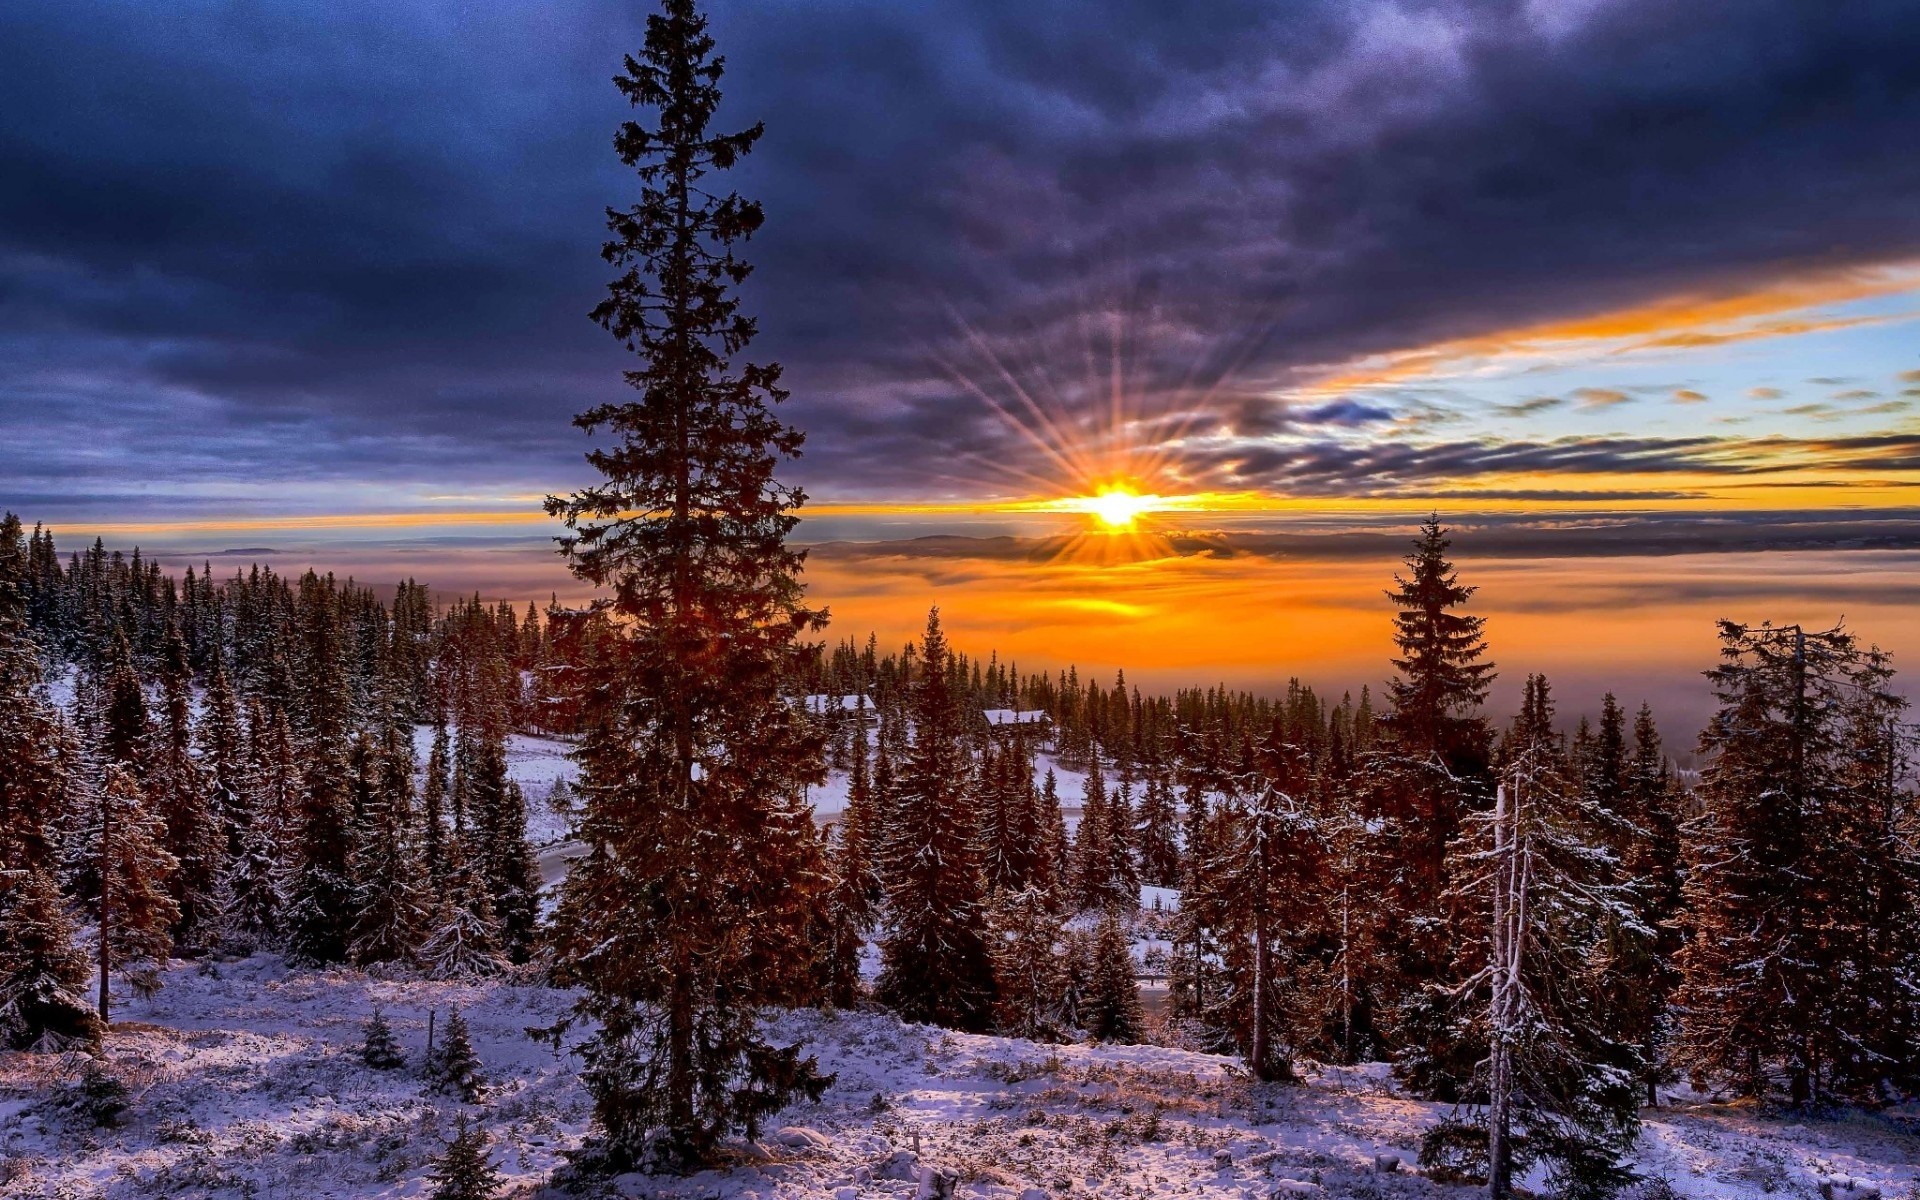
[[1419, 677, 1643, 1200], [876, 608, 997, 1031], [349, 714, 429, 966], [196, 644, 247, 857], [1083, 911, 1146, 1044], [1673, 621, 1919, 1106], [543, 0, 830, 1169], [0, 865, 100, 1051], [988, 885, 1066, 1039], [1385, 516, 1495, 766], [1213, 777, 1324, 1081], [1, 513, 70, 947], [286, 573, 356, 965], [94, 766, 180, 1021], [1135, 766, 1181, 889], [153, 621, 224, 951]]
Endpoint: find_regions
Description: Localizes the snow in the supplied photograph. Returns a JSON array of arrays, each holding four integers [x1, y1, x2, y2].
[[805, 695, 879, 720], [982, 710, 1049, 728], [810, 751, 1092, 830], [6, 957, 1916, 1199]]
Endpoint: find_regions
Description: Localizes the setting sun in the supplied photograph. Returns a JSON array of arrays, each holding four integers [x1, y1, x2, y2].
[[1086, 487, 1154, 528]]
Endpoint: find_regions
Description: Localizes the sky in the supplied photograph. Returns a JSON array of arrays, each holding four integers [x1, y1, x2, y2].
[[4, 0, 1920, 726]]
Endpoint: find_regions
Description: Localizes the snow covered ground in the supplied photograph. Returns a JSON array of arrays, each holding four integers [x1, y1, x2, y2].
[[5, 958, 1918, 1199]]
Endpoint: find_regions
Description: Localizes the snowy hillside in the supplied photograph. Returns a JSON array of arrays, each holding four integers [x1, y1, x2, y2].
[[4, 957, 1916, 1199]]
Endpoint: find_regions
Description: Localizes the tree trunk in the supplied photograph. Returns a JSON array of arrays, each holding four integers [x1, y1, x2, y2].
[[1487, 782, 1515, 1200], [97, 782, 112, 1027], [1251, 898, 1271, 1080]]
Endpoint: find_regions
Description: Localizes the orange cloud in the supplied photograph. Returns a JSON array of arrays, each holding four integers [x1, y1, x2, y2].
[[1300, 259, 1920, 396]]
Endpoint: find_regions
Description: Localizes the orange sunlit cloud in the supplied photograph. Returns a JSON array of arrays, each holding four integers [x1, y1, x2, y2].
[[1299, 259, 1920, 397]]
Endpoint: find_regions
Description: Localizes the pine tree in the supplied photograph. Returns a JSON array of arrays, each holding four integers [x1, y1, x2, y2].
[[1035, 768, 1069, 908], [431, 1112, 503, 1200], [349, 717, 429, 966], [818, 825, 871, 1010], [286, 573, 356, 965], [1213, 777, 1324, 1081], [216, 700, 288, 954], [423, 716, 452, 885], [153, 621, 225, 951], [1580, 696, 1672, 1107], [425, 1007, 485, 1102], [362, 1007, 405, 1070], [196, 644, 247, 857], [0, 865, 101, 1051], [836, 697, 880, 904], [95, 766, 180, 1021], [876, 608, 997, 1031], [1134, 766, 1181, 889], [988, 886, 1066, 1040], [1105, 766, 1140, 909], [542, 0, 832, 1168], [419, 835, 509, 979], [1364, 518, 1496, 1071], [1673, 622, 1918, 1106], [1384, 515, 1495, 766], [1083, 912, 1145, 1044], [0, 512, 66, 885], [1419, 677, 1642, 1200], [1072, 756, 1112, 912], [463, 726, 538, 962]]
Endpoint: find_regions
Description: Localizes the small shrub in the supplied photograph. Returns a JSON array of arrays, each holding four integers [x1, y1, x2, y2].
[[73, 1059, 132, 1128], [362, 1008, 405, 1070]]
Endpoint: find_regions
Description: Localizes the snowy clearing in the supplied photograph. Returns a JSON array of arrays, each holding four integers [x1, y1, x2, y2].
[[4, 958, 1916, 1199]]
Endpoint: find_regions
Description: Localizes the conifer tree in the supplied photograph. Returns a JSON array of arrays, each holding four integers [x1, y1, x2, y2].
[[431, 1113, 503, 1200], [988, 886, 1066, 1040], [101, 628, 149, 776], [196, 644, 247, 856], [1105, 766, 1141, 908], [876, 608, 997, 1031], [95, 766, 180, 1021], [1419, 677, 1642, 1200], [1135, 766, 1181, 889], [1, 514, 63, 849], [1384, 515, 1495, 766], [425, 1007, 485, 1101], [1083, 912, 1145, 1044], [1213, 778, 1323, 1081], [286, 573, 357, 965], [464, 728, 539, 962], [1035, 768, 1069, 906], [362, 1007, 406, 1070], [1168, 781, 1227, 1040], [836, 699, 880, 904], [349, 718, 429, 966], [1673, 622, 1918, 1106], [818, 826, 871, 1010], [0, 865, 101, 1051], [153, 621, 224, 951], [423, 716, 452, 886], [216, 700, 288, 954], [542, 0, 832, 1168], [1, 513, 70, 983], [420, 835, 509, 979], [1072, 756, 1112, 911], [978, 740, 1039, 896]]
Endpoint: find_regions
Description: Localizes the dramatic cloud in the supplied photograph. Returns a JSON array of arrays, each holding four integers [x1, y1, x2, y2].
[[3, 0, 1920, 518]]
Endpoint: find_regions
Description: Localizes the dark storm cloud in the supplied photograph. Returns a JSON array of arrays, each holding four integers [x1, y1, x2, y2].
[[3, 0, 1920, 513]]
